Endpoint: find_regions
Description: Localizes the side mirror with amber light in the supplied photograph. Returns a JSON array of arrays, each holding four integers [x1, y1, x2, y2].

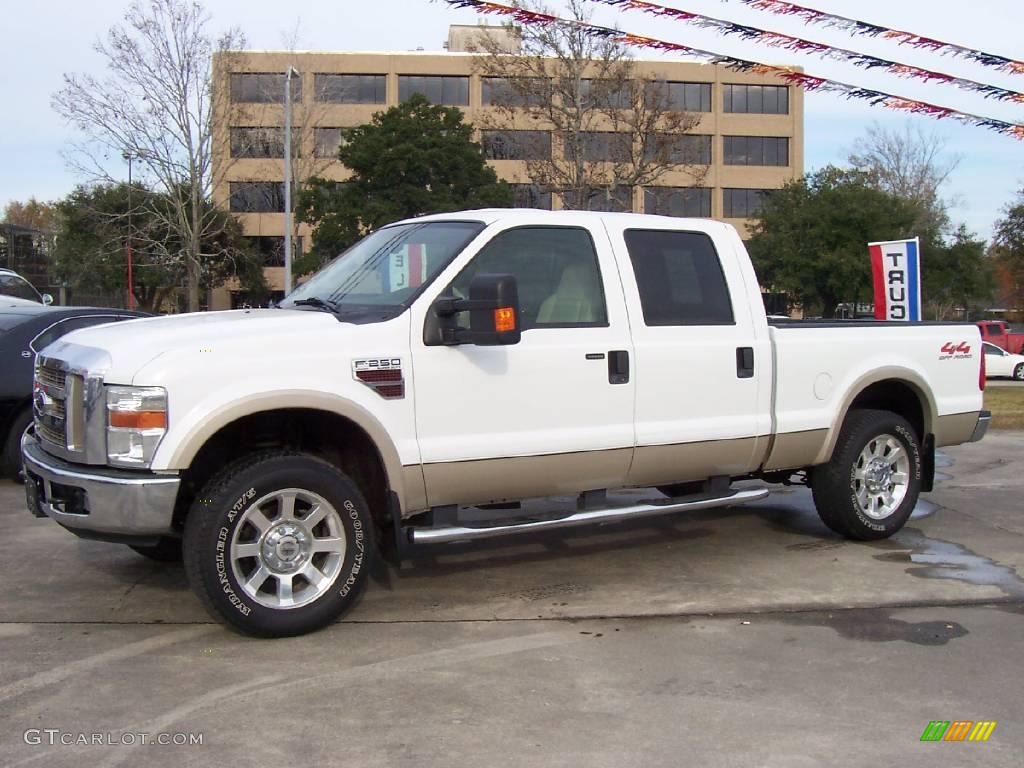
[[428, 273, 521, 346]]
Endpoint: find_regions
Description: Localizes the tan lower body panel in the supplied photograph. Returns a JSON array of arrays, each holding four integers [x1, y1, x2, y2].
[[934, 411, 981, 447], [419, 448, 633, 510], [627, 436, 763, 488], [763, 428, 830, 472]]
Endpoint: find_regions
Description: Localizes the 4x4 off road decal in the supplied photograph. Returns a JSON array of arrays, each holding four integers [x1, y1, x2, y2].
[[939, 342, 973, 361], [352, 358, 404, 399]]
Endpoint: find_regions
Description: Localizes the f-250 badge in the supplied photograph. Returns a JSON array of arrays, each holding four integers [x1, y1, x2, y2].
[[352, 358, 405, 399]]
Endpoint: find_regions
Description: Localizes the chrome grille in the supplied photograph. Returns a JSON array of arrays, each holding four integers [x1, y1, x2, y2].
[[34, 361, 69, 451], [37, 365, 66, 390]]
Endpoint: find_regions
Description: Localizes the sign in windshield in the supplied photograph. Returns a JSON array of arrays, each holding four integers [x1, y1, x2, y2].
[[281, 221, 485, 311]]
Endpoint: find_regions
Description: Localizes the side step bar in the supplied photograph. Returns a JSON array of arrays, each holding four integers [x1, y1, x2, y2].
[[407, 488, 769, 545]]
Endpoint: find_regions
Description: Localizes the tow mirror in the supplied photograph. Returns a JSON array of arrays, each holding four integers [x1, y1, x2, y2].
[[431, 273, 521, 346]]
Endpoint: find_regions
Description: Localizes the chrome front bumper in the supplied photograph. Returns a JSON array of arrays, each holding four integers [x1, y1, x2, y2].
[[22, 431, 180, 539], [969, 410, 991, 443]]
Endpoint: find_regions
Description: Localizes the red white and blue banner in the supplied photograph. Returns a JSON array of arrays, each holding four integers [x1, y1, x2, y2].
[[870, 238, 921, 321]]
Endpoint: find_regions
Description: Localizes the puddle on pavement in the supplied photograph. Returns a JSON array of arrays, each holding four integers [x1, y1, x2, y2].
[[872, 528, 1024, 599], [774, 608, 968, 646]]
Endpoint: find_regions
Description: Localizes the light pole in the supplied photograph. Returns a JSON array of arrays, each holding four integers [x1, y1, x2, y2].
[[121, 149, 139, 310], [283, 66, 299, 296]]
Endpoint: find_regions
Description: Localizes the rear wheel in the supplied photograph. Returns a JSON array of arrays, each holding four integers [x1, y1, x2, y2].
[[810, 409, 922, 540], [183, 452, 375, 637]]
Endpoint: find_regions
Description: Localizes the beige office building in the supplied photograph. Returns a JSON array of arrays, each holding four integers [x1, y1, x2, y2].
[[210, 26, 803, 309]]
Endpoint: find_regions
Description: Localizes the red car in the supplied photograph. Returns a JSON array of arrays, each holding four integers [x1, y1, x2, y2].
[[976, 320, 1024, 354]]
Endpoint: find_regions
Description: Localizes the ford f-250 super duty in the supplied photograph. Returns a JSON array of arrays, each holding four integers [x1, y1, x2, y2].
[[23, 209, 990, 637]]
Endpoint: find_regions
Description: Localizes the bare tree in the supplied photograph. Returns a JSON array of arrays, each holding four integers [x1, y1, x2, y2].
[[469, 0, 706, 210], [52, 0, 245, 311], [847, 122, 961, 237]]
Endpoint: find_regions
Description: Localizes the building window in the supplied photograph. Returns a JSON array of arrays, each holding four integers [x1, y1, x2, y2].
[[624, 229, 734, 326], [314, 127, 348, 158], [244, 236, 302, 268], [314, 74, 386, 104], [230, 73, 302, 104], [230, 127, 295, 159], [647, 81, 712, 112], [562, 187, 633, 212], [397, 75, 469, 105], [644, 187, 712, 218], [481, 77, 547, 107], [481, 130, 551, 160], [508, 184, 552, 209], [645, 134, 712, 165], [723, 188, 770, 218], [579, 79, 633, 109], [723, 136, 789, 166], [564, 131, 632, 163], [229, 182, 286, 213], [723, 84, 789, 114]]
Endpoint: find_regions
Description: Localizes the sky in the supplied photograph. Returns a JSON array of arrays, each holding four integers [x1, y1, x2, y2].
[[3, 0, 1022, 240]]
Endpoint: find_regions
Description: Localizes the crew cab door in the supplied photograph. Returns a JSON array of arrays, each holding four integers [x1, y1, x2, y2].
[[409, 222, 635, 508], [607, 223, 772, 487]]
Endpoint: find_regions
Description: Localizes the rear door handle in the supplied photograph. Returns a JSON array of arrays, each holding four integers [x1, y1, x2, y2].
[[736, 347, 754, 378], [608, 350, 629, 384]]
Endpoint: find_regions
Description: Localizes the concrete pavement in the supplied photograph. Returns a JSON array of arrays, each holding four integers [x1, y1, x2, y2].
[[1, 432, 1022, 765]]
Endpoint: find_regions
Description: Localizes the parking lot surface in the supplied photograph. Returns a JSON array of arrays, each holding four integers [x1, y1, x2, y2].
[[2, 432, 1022, 766]]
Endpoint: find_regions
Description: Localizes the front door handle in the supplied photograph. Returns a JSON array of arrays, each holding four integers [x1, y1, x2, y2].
[[736, 347, 754, 378], [608, 350, 629, 384]]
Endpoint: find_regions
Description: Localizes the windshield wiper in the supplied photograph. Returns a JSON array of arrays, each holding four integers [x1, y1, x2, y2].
[[290, 296, 342, 313]]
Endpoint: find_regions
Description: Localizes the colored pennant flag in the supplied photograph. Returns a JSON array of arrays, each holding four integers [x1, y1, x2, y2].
[[870, 238, 921, 321], [592, 0, 1024, 104], [441, 0, 1024, 141]]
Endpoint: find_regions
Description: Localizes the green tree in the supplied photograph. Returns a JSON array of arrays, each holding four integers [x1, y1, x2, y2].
[[54, 183, 265, 312], [921, 225, 993, 320], [747, 167, 918, 317], [992, 189, 1024, 314], [296, 94, 512, 264]]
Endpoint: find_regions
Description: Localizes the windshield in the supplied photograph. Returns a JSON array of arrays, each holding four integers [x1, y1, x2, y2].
[[0, 272, 42, 302], [280, 221, 485, 312]]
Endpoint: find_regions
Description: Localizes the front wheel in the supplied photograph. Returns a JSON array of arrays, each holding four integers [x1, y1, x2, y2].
[[1014, 363, 1024, 381], [810, 409, 922, 540], [183, 452, 374, 637]]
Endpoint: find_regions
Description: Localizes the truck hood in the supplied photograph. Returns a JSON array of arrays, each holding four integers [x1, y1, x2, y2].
[[46, 309, 343, 383]]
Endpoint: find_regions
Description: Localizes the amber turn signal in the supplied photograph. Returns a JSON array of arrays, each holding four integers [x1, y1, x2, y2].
[[109, 411, 168, 429], [494, 307, 516, 333]]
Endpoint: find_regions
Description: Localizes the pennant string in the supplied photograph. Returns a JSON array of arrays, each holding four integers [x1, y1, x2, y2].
[[589, 0, 1024, 104], [724, 0, 1024, 76], [441, 0, 1024, 141]]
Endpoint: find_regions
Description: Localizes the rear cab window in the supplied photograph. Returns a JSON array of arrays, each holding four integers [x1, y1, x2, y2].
[[622, 229, 734, 326]]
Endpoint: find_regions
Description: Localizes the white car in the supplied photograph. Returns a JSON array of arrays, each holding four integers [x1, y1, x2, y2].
[[0, 268, 53, 306], [983, 341, 1024, 380]]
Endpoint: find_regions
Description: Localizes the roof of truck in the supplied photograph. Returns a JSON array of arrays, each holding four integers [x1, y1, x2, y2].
[[408, 208, 733, 231]]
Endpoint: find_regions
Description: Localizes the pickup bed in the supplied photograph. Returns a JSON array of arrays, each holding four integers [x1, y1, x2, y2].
[[23, 209, 989, 636]]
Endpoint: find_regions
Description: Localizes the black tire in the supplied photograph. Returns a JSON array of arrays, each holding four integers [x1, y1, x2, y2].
[[810, 409, 922, 541], [1014, 363, 1024, 381], [183, 451, 375, 638], [1, 407, 32, 482], [129, 537, 183, 562], [657, 481, 705, 498]]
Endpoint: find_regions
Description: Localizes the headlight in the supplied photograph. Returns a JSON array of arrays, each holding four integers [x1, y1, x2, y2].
[[106, 386, 167, 468]]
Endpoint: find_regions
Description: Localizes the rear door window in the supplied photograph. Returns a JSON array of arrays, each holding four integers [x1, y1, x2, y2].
[[623, 229, 734, 326]]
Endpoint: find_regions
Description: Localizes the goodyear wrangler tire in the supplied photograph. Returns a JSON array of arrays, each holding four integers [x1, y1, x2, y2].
[[183, 452, 374, 637], [810, 409, 922, 541]]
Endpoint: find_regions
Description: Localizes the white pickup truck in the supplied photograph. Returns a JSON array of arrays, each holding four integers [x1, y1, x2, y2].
[[23, 209, 990, 637]]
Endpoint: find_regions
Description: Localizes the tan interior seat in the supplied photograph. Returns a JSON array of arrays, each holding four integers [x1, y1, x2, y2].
[[536, 260, 600, 324]]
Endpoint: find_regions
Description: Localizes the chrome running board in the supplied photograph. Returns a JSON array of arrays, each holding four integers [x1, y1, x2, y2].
[[407, 488, 769, 545]]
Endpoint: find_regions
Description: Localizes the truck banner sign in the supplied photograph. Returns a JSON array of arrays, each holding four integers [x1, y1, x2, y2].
[[870, 238, 921, 321]]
